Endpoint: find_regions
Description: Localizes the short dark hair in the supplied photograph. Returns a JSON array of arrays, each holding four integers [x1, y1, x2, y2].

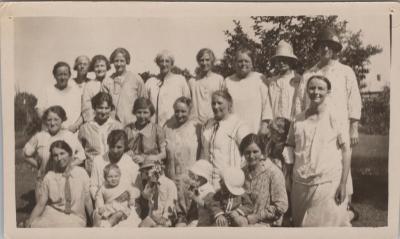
[[239, 133, 266, 155], [89, 55, 111, 72], [47, 140, 73, 172], [132, 97, 155, 116], [52, 61, 71, 77], [173, 96, 192, 110], [42, 105, 67, 122], [110, 48, 131, 65], [91, 92, 115, 111], [107, 129, 128, 149]]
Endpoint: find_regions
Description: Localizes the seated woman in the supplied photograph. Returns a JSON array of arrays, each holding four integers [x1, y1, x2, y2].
[[286, 75, 351, 227], [78, 92, 122, 175], [23, 106, 85, 202], [90, 130, 140, 201], [25, 140, 93, 228], [94, 164, 141, 227], [239, 133, 288, 226]]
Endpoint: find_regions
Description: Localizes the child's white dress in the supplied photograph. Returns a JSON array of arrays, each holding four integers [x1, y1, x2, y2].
[[96, 183, 141, 227]]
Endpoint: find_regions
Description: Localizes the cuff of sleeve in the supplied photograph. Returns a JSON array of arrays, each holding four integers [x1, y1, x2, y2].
[[236, 209, 245, 217], [214, 212, 224, 219], [282, 146, 294, 164]]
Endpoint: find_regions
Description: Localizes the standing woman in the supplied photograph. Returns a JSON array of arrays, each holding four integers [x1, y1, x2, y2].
[[286, 75, 351, 227], [38, 62, 82, 131], [189, 48, 224, 124], [78, 92, 122, 175], [25, 140, 93, 228], [224, 48, 272, 134], [200, 90, 250, 190], [239, 134, 288, 226], [23, 106, 85, 202], [102, 48, 146, 126], [163, 97, 201, 217], [81, 55, 111, 123], [145, 50, 191, 127]]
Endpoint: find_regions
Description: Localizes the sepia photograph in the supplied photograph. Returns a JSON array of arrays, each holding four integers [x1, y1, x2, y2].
[[1, 2, 399, 239]]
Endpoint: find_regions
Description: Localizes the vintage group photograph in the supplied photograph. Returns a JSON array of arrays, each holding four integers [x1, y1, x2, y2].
[[4, 3, 393, 235]]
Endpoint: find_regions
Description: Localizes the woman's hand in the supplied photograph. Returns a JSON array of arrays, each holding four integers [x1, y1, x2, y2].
[[215, 215, 228, 227], [335, 183, 347, 205], [132, 155, 145, 164], [349, 120, 359, 147]]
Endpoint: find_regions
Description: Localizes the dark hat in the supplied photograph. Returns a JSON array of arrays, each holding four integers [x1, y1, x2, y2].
[[313, 28, 343, 52]]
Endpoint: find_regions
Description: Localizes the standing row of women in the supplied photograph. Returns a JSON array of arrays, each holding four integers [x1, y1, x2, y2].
[[23, 27, 361, 227]]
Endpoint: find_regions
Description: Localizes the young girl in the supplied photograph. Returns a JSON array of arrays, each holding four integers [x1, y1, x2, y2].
[[78, 92, 122, 175], [265, 117, 292, 191], [94, 164, 141, 227], [205, 167, 253, 227], [124, 97, 166, 165], [102, 48, 146, 126]]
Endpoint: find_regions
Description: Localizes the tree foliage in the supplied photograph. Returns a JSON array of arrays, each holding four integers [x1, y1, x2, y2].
[[15, 91, 41, 136], [216, 16, 382, 88]]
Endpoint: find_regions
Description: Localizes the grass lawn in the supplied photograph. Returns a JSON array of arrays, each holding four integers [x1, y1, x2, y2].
[[13, 133, 388, 227]]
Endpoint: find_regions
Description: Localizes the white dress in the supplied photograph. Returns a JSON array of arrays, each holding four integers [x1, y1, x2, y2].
[[224, 72, 272, 133]]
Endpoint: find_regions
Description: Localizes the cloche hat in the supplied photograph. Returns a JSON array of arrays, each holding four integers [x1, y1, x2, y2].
[[222, 167, 245, 196]]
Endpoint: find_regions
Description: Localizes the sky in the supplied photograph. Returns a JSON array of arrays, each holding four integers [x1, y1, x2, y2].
[[14, 14, 390, 101]]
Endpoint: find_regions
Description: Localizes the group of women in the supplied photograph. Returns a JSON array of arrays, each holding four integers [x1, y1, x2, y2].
[[22, 27, 361, 228]]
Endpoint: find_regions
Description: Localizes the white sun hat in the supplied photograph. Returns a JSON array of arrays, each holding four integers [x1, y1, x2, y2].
[[189, 160, 214, 183], [270, 40, 298, 63], [222, 167, 245, 196]]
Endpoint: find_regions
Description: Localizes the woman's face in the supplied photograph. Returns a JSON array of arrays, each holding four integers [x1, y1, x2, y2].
[[317, 43, 334, 62], [157, 55, 173, 75], [51, 147, 71, 171], [46, 112, 63, 135], [54, 66, 71, 90], [135, 108, 151, 126], [94, 101, 111, 123], [94, 60, 108, 79], [307, 78, 329, 105], [235, 52, 253, 78], [198, 53, 213, 74], [174, 102, 190, 125], [106, 169, 121, 187], [113, 53, 127, 75], [211, 95, 230, 121], [76, 57, 90, 77], [243, 142, 263, 170], [274, 57, 291, 75], [109, 139, 125, 161]]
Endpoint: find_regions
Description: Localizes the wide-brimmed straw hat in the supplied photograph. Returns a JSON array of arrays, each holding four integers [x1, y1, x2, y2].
[[313, 28, 343, 52], [222, 167, 245, 196], [139, 158, 157, 171], [270, 40, 298, 64], [189, 160, 213, 183]]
